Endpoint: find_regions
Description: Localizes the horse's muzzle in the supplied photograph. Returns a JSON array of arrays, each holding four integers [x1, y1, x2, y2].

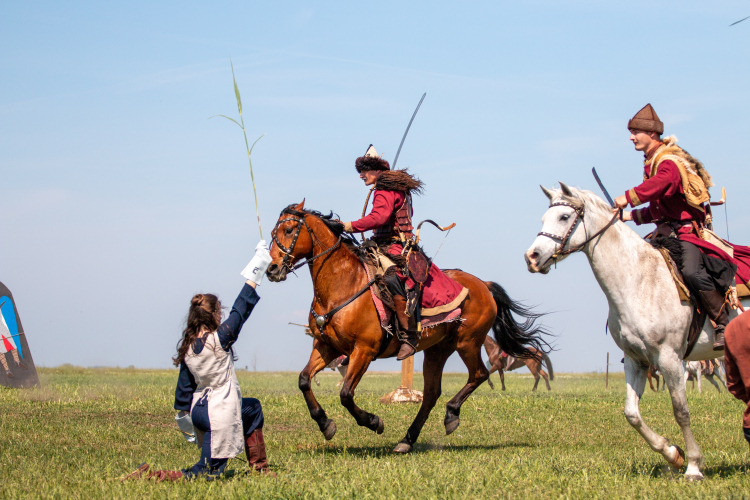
[[524, 250, 550, 274], [266, 263, 288, 282]]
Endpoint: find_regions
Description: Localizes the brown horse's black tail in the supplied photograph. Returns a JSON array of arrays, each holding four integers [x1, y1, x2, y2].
[[485, 281, 552, 359]]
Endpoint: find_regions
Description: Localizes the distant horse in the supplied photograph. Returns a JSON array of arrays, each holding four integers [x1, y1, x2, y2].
[[483, 336, 554, 391], [647, 365, 665, 393], [302, 325, 348, 387], [267, 201, 549, 453], [684, 360, 726, 393], [525, 184, 747, 480], [312, 355, 348, 387]]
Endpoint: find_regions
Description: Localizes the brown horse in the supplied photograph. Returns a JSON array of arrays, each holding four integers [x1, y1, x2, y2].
[[483, 336, 554, 391], [266, 202, 549, 453], [647, 365, 664, 393]]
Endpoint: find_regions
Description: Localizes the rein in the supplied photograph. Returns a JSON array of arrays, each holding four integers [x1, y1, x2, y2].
[[537, 200, 621, 264], [271, 208, 342, 273], [272, 207, 369, 336]]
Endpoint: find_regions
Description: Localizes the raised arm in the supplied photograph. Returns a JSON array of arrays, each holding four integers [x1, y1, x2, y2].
[[217, 283, 260, 351], [216, 240, 272, 350]]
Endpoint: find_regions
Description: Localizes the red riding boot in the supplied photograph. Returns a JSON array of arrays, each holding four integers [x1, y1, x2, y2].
[[245, 429, 275, 476]]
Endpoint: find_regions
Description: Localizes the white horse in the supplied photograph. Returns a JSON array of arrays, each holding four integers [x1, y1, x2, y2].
[[684, 360, 726, 393], [524, 183, 746, 481]]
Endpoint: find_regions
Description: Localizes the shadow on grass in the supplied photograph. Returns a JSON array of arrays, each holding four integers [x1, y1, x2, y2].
[[699, 464, 750, 478], [316, 441, 535, 458]]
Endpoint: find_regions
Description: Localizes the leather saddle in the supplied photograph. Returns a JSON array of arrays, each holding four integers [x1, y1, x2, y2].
[[651, 236, 715, 358]]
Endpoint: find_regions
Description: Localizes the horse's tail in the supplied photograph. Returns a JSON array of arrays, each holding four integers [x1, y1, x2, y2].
[[541, 351, 554, 381], [485, 281, 552, 359]]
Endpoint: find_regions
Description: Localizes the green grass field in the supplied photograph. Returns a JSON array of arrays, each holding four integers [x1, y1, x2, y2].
[[1, 367, 749, 499]]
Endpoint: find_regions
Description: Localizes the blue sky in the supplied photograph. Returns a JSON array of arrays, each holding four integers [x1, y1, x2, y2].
[[2, 1, 749, 373]]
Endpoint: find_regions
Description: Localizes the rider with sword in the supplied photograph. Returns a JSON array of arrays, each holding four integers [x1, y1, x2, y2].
[[341, 146, 467, 360], [612, 104, 740, 351]]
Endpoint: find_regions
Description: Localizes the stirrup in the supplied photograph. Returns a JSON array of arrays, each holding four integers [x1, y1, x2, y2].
[[712, 334, 725, 351], [397, 342, 416, 361]]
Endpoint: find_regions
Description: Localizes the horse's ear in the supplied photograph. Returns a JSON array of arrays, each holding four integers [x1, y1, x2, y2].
[[540, 185, 555, 200], [558, 182, 574, 198], [294, 199, 306, 211]]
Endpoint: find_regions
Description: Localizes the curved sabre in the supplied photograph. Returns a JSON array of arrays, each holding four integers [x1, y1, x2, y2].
[[392, 93, 426, 170]]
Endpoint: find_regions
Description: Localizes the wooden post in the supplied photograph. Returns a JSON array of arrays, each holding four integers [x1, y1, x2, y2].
[[606, 352, 609, 389], [402, 356, 414, 390], [380, 357, 423, 404]]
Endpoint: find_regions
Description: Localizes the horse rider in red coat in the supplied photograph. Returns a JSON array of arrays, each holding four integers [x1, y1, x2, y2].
[[613, 104, 737, 351], [342, 146, 467, 360]]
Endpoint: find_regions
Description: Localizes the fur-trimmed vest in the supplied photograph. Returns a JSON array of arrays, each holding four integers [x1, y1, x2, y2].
[[372, 169, 424, 241], [647, 135, 713, 210]]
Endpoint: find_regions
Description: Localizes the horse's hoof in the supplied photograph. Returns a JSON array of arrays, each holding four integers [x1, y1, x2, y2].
[[667, 445, 685, 469], [684, 472, 704, 482], [445, 417, 460, 435], [322, 420, 337, 441], [392, 442, 412, 454], [375, 417, 385, 435]]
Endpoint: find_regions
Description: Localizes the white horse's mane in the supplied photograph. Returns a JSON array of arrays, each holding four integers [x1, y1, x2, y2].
[[545, 184, 651, 251], [547, 185, 612, 218]]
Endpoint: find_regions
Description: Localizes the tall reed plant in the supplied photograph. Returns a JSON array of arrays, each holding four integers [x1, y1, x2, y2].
[[211, 60, 265, 239]]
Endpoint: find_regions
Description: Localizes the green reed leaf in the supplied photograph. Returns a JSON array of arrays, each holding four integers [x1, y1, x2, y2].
[[208, 114, 243, 129], [249, 133, 266, 156], [230, 59, 242, 115], [213, 60, 263, 239]]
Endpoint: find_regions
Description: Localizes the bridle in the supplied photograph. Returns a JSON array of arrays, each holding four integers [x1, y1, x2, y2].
[[271, 208, 342, 274], [271, 207, 374, 335], [537, 199, 621, 266]]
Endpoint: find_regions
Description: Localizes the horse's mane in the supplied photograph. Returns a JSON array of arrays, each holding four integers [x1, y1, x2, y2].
[[280, 205, 366, 251], [282, 205, 345, 236], [547, 187, 613, 219], [547, 185, 653, 251]]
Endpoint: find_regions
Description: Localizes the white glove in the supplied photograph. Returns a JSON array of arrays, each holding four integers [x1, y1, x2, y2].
[[241, 240, 272, 285], [175, 412, 196, 443]]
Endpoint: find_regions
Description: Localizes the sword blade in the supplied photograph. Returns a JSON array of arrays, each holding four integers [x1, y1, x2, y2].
[[592, 167, 614, 207], [392, 93, 426, 170]]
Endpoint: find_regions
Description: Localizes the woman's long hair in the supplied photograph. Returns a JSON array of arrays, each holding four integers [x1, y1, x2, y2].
[[173, 293, 221, 366]]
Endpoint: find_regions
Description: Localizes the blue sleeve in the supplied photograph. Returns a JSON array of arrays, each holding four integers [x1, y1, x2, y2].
[[174, 361, 197, 411], [217, 283, 260, 351]]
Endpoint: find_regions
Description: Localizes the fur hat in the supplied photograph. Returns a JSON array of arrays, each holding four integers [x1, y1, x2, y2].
[[628, 104, 664, 135], [355, 144, 390, 173]]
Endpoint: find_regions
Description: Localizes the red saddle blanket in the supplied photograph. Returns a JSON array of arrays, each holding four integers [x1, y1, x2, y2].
[[362, 246, 467, 332], [385, 243, 468, 316]]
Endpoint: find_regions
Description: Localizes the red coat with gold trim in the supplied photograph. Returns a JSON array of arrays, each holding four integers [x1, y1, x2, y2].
[[624, 158, 750, 287], [351, 189, 467, 315]]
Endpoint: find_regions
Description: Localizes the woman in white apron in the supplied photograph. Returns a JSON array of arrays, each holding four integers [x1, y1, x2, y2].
[[130, 241, 272, 481]]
